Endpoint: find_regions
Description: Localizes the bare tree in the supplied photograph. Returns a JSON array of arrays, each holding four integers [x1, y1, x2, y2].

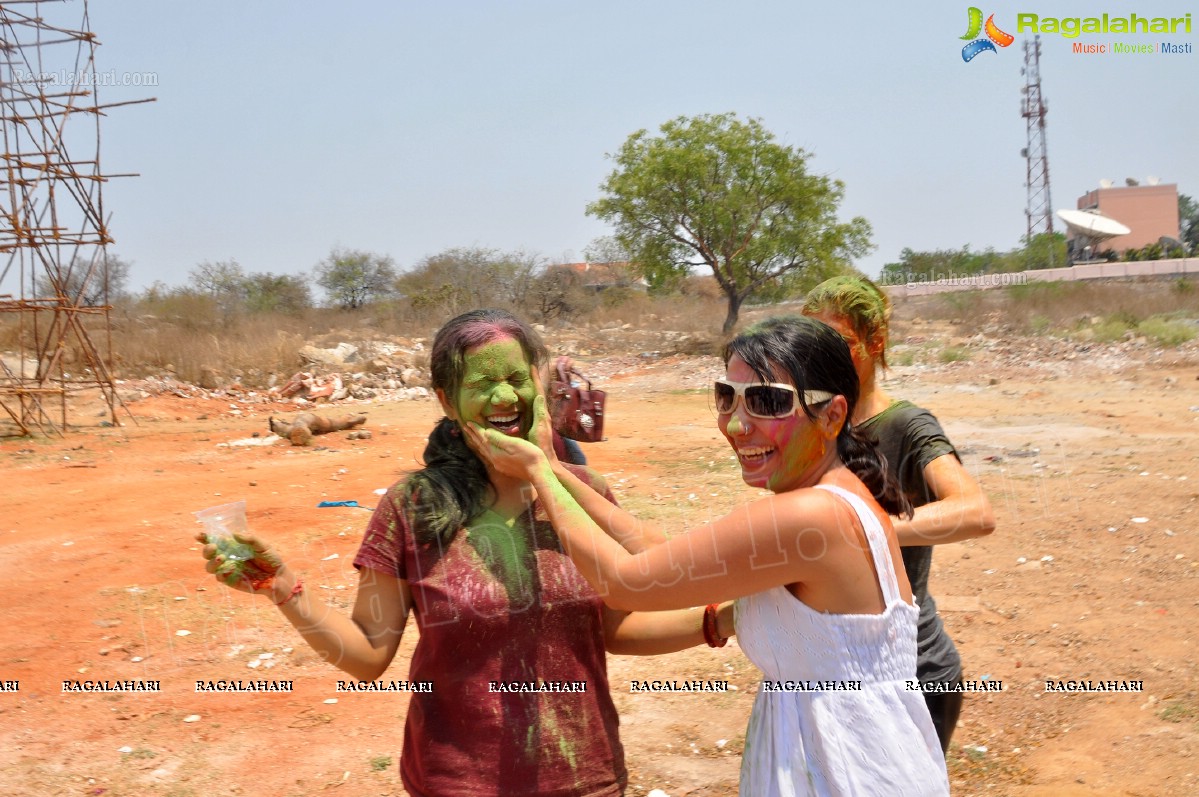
[[398, 247, 543, 318], [36, 253, 132, 307], [189, 259, 247, 317], [314, 248, 397, 310]]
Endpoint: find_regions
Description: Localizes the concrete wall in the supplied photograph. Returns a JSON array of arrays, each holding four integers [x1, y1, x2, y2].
[[883, 257, 1199, 298]]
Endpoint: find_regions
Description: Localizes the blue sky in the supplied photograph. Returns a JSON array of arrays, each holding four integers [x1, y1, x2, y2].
[[40, 1, 1199, 292]]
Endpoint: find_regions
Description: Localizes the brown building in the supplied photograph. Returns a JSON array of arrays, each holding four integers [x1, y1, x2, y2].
[[548, 261, 647, 292], [1075, 182, 1180, 253]]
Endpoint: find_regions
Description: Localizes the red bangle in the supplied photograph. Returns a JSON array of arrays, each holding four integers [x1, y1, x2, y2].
[[275, 579, 303, 607], [703, 603, 728, 648]]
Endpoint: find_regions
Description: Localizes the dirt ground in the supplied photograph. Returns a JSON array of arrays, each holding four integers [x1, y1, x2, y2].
[[2, 327, 1198, 797]]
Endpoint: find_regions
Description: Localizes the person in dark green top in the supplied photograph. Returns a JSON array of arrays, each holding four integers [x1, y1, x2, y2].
[[803, 275, 996, 753]]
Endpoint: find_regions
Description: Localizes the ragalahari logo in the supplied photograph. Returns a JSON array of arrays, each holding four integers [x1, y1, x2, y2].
[[961, 7, 1015, 61]]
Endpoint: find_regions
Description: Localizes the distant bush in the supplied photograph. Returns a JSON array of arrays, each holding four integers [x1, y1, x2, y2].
[[938, 346, 971, 363], [1092, 318, 1133, 343], [1004, 281, 1073, 302], [1139, 316, 1196, 346], [937, 291, 983, 318]]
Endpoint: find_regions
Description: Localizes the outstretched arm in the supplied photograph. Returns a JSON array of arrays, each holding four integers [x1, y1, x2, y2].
[[892, 454, 995, 546], [198, 533, 411, 681], [603, 603, 735, 655], [552, 462, 669, 551], [465, 414, 834, 612], [528, 369, 668, 551]]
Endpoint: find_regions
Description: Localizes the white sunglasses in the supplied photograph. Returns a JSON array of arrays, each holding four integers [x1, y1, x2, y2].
[[713, 380, 834, 419]]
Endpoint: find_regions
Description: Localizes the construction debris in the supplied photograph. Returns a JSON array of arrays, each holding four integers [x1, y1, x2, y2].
[[275, 372, 348, 402]]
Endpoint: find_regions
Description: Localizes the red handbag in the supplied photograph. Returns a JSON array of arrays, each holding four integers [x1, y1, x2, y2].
[[549, 358, 606, 443]]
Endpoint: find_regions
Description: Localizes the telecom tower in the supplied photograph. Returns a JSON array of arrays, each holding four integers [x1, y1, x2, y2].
[[1020, 36, 1053, 240]]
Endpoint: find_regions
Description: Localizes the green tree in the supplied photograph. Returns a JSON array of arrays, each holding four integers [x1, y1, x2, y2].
[[880, 245, 1010, 285], [880, 248, 961, 285], [587, 113, 872, 334], [243, 273, 312, 315], [1179, 194, 1199, 253], [1018, 232, 1067, 270], [880, 237, 1058, 282], [314, 248, 397, 310], [1139, 241, 1164, 261], [36, 252, 132, 306]]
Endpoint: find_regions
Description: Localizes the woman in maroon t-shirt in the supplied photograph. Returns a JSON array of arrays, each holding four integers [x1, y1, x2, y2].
[[198, 308, 733, 797]]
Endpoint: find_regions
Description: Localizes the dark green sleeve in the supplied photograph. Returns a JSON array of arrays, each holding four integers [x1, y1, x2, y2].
[[903, 409, 958, 475]]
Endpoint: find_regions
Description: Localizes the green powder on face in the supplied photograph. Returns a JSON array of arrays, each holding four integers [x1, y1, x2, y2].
[[454, 338, 538, 435]]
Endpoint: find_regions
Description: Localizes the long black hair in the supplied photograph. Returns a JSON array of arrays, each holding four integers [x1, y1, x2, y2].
[[723, 315, 912, 518], [398, 308, 550, 543]]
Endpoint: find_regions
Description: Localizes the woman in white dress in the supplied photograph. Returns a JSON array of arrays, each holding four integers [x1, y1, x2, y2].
[[469, 315, 949, 797]]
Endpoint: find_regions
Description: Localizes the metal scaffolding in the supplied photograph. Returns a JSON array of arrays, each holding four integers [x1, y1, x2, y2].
[[0, 0, 151, 436]]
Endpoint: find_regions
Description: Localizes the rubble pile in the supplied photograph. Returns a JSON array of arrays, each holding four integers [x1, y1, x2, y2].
[[111, 338, 437, 410], [113, 373, 433, 410], [84, 320, 1199, 419], [548, 323, 714, 359]]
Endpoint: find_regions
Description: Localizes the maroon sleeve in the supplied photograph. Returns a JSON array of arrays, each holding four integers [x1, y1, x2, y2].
[[353, 487, 409, 579], [562, 463, 619, 507]]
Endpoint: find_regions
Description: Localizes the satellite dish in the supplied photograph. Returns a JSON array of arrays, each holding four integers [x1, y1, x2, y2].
[[1098, 178, 1114, 189], [1057, 209, 1131, 239], [1125, 177, 1139, 186], [1057, 209, 1131, 263], [1146, 175, 1160, 185]]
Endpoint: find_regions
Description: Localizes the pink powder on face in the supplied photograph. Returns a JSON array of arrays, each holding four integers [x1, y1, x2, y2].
[[719, 354, 827, 493]]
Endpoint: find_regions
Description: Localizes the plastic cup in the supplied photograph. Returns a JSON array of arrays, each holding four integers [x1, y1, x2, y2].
[[194, 500, 255, 563]]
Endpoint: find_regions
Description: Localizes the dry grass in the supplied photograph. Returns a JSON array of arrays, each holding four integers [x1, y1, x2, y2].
[[892, 278, 1199, 341], [4, 278, 1196, 390], [116, 315, 310, 385], [18, 294, 728, 388]]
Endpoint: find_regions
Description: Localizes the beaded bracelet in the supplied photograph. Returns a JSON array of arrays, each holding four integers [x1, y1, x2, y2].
[[703, 603, 728, 648]]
